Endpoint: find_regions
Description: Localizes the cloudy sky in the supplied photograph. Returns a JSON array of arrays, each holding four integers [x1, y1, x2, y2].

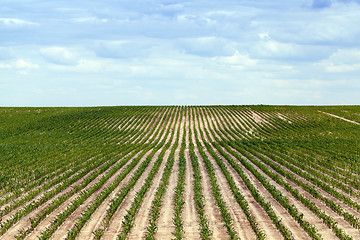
[[1, 0, 360, 106]]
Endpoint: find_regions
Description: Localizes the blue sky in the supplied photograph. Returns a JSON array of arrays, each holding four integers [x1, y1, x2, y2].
[[0, 0, 360, 106]]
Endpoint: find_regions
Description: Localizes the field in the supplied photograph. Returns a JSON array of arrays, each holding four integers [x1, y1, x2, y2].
[[0, 105, 359, 240]]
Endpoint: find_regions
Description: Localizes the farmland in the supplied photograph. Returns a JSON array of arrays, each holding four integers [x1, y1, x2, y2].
[[0, 105, 359, 240]]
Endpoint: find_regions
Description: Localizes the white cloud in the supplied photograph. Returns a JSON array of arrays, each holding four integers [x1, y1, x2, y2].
[[0, 18, 37, 26], [40, 47, 79, 65], [320, 48, 360, 72], [0, 63, 11, 69], [14, 59, 39, 69], [0, 58, 38, 76], [0, 59, 38, 69], [214, 51, 257, 68], [72, 17, 109, 23]]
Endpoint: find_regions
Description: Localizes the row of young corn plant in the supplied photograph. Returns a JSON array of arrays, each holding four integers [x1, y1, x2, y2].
[[208, 107, 353, 240], [187, 110, 212, 240], [116, 107, 178, 239], [227, 142, 352, 240], [215, 107, 360, 200], [91, 107, 174, 239], [67, 110, 170, 239], [0, 110, 141, 216], [34, 147, 143, 239], [117, 141, 173, 239], [0, 148, 124, 236], [201, 108, 293, 239], [204, 136, 293, 238], [8, 107, 164, 238], [240, 143, 360, 231], [194, 137, 237, 238], [0, 107, 142, 206], [192, 108, 239, 239], [221, 106, 360, 237], [241, 137, 360, 206], [287, 146, 360, 191], [39, 108, 172, 240], [265, 142, 360, 196], [172, 124, 187, 240], [143, 107, 182, 239], [15, 144, 144, 239], [197, 108, 265, 240]]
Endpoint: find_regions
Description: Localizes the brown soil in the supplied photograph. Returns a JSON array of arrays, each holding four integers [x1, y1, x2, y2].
[[155, 114, 184, 239], [182, 109, 201, 240]]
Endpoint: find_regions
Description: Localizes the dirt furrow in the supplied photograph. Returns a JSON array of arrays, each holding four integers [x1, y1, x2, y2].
[[194, 148, 229, 240], [182, 110, 201, 240], [182, 149, 201, 240], [155, 114, 184, 239], [154, 152, 179, 239], [126, 111, 180, 239]]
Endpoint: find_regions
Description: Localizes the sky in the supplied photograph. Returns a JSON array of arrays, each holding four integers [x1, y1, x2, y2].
[[0, 0, 360, 106]]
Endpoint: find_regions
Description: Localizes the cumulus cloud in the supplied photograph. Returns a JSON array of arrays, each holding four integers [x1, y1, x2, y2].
[[40, 47, 79, 65]]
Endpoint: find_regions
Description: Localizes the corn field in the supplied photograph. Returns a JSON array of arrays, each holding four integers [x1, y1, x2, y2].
[[0, 105, 359, 240]]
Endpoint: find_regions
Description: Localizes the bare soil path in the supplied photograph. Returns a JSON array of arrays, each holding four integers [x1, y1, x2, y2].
[[319, 111, 360, 125]]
